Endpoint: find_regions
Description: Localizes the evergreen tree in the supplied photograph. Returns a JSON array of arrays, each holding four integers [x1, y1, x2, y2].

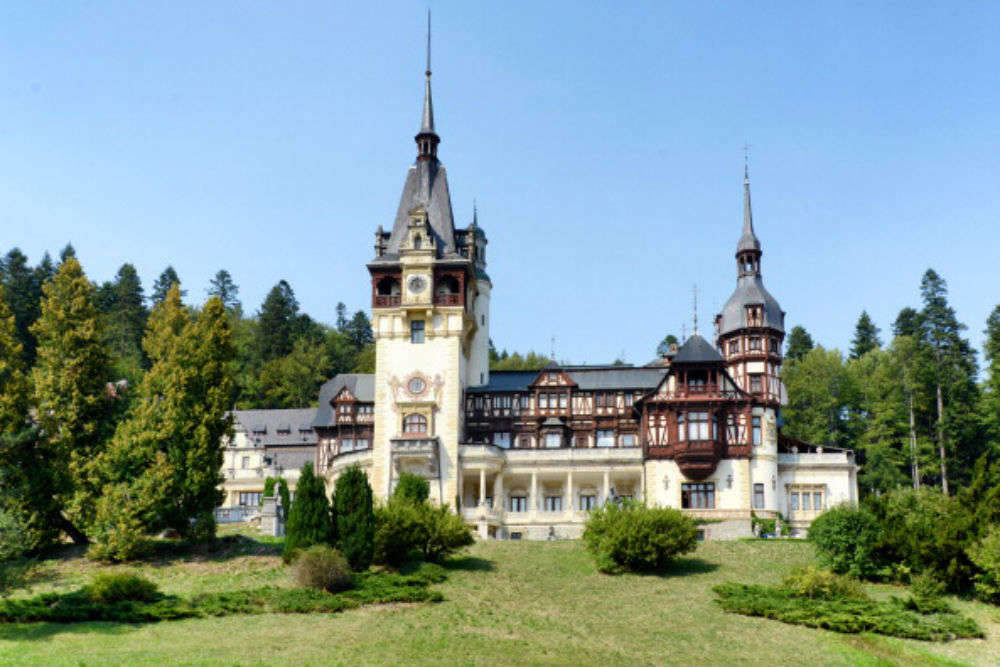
[[207, 269, 241, 314], [343, 311, 374, 350], [983, 305, 1000, 448], [919, 269, 981, 494], [335, 302, 348, 331], [393, 472, 430, 503], [333, 465, 375, 571], [656, 334, 679, 357], [784, 326, 814, 362], [98, 263, 149, 382], [893, 307, 922, 338], [352, 343, 376, 373], [58, 243, 76, 264], [781, 346, 861, 450], [257, 280, 299, 361], [283, 462, 333, 561], [151, 266, 185, 305], [0, 249, 45, 366], [257, 338, 331, 408], [30, 258, 113, 544], [850, 311, 882, 359]]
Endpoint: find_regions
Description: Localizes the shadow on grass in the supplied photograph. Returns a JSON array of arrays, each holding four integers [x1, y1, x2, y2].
[[442, 556, 495, 572], [143, 534, 283, 567], [658, 557, 720, 577], [0, 621, 139, 642]]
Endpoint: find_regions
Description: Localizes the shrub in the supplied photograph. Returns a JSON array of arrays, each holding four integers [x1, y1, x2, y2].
[[807, 504, 880, 579], [85, 573, 160, 604], [293, 545, 353, 593], [283, 462, 333, 563], [967, 523, 1000, 604], [374, 499, 474, 566], [0, 510, 27, 598], [583, 501, 698, 573], [393, 473, 429, 503], [333, 465, 376, 571], [419, 503, 474, 563], [780, 566, 868, 601]]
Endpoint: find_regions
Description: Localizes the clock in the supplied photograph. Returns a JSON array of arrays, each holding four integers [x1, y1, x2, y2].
[[407, 275, 427, 294], [407, 376, 427, 395]]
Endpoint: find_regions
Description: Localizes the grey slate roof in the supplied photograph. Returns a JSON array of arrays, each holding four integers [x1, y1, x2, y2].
[[313, 374, 375, 427], [716, 275, 785, 336], [230, 408, 318, 446], [672, 334, 725, 364], [466, 367, 667, 394], [383, 160, 458, 257]]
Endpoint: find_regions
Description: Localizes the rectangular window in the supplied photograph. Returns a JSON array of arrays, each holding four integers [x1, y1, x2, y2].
[[520, 395, 530, 409], [728, 340, 740, 355], [579, 494, 597, 510], [749, 336, 762, 351], [621, 433, 637, 447], [813, 492, 823, 510], [518, 436, 531, 449], [558, 393, 568, 409], [789, 492, 800, 511], [410, 320, 425, 344], [492, 432, 511, 449], [241, 456, 250, 469], [624, 393, 634, 407], [752, 417, 762, 446], [538, 393, 548, 409], [596, 429, 615, 447], [687, 411, 710, 440], [802, 492, 811, 510], [681, 483, 715, 509], [341, 438, 354, 452], [508, 496, 527, 512], [753, 483, 765, 510], [238, 492, 262, 506], [749, 374, 763, 393], [356, 438, 370, 450], [544, 496, 562, 512], [544, 432, 561, 448]]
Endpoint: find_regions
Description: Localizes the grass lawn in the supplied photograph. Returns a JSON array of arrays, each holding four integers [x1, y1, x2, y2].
[[1, 530, 998, 666]]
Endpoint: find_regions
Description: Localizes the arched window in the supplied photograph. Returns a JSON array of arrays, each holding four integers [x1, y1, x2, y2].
[[435, 275, 460, 295], [413, 234, 422, 250], [376, 276, 400, 296], [403, 413, 428, 434]]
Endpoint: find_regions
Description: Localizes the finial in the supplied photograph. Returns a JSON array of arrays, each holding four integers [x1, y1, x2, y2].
[[693, 284, 699, 335], [550, 336, 556, 361], [473, 198, 478, 226], [425, 9, 431, 77]]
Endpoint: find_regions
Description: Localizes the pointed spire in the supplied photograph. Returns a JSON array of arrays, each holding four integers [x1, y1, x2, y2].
[[420, 10, 435, 135], [736, 156, 762, 258]]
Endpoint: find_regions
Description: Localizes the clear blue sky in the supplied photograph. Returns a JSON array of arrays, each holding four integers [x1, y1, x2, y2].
[[2, 2, 998, 365]]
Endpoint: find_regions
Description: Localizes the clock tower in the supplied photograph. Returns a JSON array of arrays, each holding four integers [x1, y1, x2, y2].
[[364, 31, 490, 503]]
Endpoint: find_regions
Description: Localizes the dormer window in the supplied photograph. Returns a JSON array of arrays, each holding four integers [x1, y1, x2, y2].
[[413, 234, 422, 249]]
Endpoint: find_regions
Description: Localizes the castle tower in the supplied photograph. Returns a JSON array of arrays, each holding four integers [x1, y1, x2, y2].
[[366, 18, 489, 503]]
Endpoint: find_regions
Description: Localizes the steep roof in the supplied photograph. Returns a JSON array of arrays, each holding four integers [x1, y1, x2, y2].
[[466, 367, 667, 394], [672, 334, 725, 364], [231, 408, 318, 447], [382, 160, 458, 257], [313, 374, 375, 427], [716, 276, 785, 336]]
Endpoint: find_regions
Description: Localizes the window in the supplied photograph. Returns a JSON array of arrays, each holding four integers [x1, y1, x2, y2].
[[749, 336, 762, 351], [802, 492, 811, 510], [341, 438, 354, 452], [518, 436, 531, 449], [238, 492, 262, 506], [544, 496, 562, 512], [624, 393, 634, 407], [727, 414, 738, 443], [749, 374, 763, 393], [579, 494, 598, 510], [358, 405, 373, 414], [621, 433, 637, 447], [544, 432, 561, 448], [753, 483, 765, 509], [595, 393, 606, 408], [338, 404, 352, 415], [596, 429, 615, 447], [559, 393, 568, 409], [410, 320, 425, 344], [492, 432, 511, 448], [519, 395, 530, 409], [752, 417, 762, 446], [241, 456, 250, 469], [509, 531, 523, 540], [538, 393, 548, 409], [356, 438, 370, 450], [403, 413, 428, 434], [681, 483, 715, 509], [789, 493, 800, 511], [728, 340, 740, 355], [813, 492, 823, 510], [687, 411, 710, 440], [508, 496, 527, 512], [499, 395, 512, 409]]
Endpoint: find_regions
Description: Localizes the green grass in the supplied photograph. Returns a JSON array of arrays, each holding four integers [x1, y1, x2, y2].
[[1, 530, 998, 666]]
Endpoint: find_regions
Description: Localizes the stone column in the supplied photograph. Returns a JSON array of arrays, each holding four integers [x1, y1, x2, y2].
[[479, 468, 486, 507], [530, 472, 538, 512], [493, 472, 503, 511], [602, 470, 610, 504], [565, 470, 574, 511]]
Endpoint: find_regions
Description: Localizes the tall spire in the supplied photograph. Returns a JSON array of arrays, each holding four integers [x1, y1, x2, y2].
[[736, 156, 762, 265], [415, 10, 439, 161]]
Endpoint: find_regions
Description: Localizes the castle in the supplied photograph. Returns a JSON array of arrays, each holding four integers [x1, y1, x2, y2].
[[220, 42, 858, 540]]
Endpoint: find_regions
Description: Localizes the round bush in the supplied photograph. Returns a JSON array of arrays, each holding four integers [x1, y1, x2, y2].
[[86, 573, 160, 603], [807, 504, 880, 579], [582, 502, 698, 573], [293, 545, 353, 593]]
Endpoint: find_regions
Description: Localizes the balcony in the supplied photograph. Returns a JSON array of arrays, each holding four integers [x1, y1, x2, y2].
[[674, 439, 726, 480], [391, 437, 440, 479], [433, 293, 461, 306], [374, 295, 401, 308]]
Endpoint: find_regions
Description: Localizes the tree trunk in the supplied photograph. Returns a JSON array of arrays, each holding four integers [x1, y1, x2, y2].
[[936, 382, 948, 495], [908, 391, 920, 489], [55, 512, 89, 546]]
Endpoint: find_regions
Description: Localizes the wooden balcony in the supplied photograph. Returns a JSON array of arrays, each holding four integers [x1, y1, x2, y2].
[[433, 293, 461, 306], [374, 295, 401, 307], [675, 439, 726, 480]]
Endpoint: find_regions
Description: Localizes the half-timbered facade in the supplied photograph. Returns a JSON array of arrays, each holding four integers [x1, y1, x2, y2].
[[310, 47, 858, 540]]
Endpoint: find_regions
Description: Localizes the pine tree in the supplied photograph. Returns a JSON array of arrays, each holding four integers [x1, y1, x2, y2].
[[850, 311, 882, 359], [283, 462, 333, 561], [343, 311, 374, 350], [981, 305, 1000, 450], [0, 249, 44, 366], [784, 326, 814, 362], [335, 302, 348, 331], [257, 280, 299, 361], [98, 263, 149, 382], [207, 269, 241, 314], [257, 338, 332, 408], [58, 243, 76, 264], [919, 269, 981, 494], [151, 266, 185, 305], [893, 307, 922, 338], [30, 257, 113, 543], [333, 465, 375, 571]]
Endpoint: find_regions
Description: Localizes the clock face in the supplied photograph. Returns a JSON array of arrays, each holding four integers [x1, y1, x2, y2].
[[408, 376, 426, 395], [407, 275, 427, 294]]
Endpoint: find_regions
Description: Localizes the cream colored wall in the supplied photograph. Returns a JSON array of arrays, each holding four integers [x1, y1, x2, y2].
[[466, 280, 491, 388]]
